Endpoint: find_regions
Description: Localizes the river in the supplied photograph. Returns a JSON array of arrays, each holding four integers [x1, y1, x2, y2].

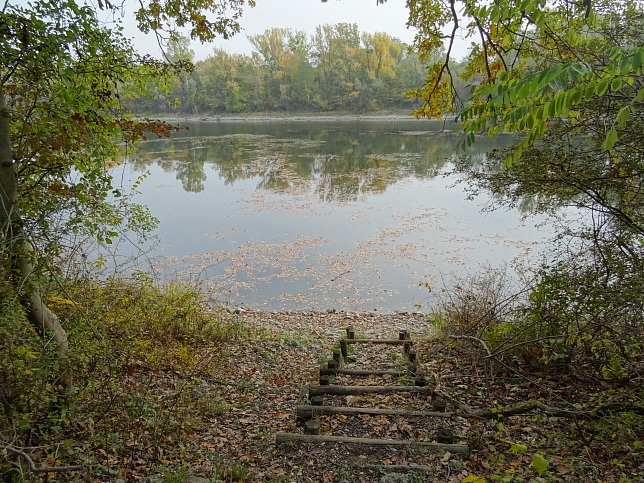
[[107, 118, 548, 312]]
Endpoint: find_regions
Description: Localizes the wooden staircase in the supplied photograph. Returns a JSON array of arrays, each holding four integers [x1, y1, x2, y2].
[[276, 326, 470, 472]]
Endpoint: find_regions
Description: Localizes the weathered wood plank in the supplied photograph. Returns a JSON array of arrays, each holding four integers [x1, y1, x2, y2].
[[308, 385, 431, 397], [295, 405, 452, 419], [275, 433, 469, 455], [359, 464, 431, 473], [345, 339, 412, 345], [319, 367, 409, 377]]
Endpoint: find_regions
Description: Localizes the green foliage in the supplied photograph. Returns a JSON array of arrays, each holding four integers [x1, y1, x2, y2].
[[409, 0, 644, 161], [431, 257, 643, 378], [62, 276, 245, 372], [0, 298, 66, 439], [212, 459, 253, 482], [412, 0, 644, 383], [1, 275, 248, 478], [134, 0, 255, 42], [521, 260, 644, 377], [127, 25, 427, 115]]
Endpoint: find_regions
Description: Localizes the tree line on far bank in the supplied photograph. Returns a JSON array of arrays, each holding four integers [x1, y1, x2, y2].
[[126, 24, 466, 115]]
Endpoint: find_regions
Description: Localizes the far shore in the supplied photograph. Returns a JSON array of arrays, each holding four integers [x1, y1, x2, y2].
[[147, 112, 456, 123]]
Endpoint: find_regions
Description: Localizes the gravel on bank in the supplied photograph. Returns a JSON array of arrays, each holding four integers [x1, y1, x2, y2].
[[216, 308, 434, 342]]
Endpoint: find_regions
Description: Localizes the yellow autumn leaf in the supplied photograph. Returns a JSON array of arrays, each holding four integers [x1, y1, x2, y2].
[[462, 475, 486, 483]]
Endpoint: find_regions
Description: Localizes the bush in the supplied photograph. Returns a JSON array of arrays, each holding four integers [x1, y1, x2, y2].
[[430, 256, 644, 378], [1, 275, 245, 480]]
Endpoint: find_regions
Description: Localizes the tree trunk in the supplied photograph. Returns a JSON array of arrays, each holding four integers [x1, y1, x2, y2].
[[0, 86, 71, 395]]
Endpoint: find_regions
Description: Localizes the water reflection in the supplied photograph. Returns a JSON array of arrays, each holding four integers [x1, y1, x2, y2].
[[124, 120, 535, 312], [130, 120, 510, 202]]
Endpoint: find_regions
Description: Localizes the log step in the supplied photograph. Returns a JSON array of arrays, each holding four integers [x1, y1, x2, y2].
[[296, 405, 452, 419], [275, 433, 470, 456], [345, 339, 412, 345], [319, 368, 410, 377], [309, 385, 432, 397], [358, 464, 431, 473]]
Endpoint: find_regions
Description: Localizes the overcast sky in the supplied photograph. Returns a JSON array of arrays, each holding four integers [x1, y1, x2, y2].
[[122, 0, 470, 62]]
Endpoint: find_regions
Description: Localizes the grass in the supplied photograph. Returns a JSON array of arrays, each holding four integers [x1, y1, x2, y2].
[[1, 275, 259, 482]]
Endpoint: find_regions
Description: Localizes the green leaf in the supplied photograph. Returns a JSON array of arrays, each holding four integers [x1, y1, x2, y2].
[[616, 106, 631, 125], [509, 443, 527, 454], [620, 56, 632, 75], [531, 453, 549, 475], [635, 88, 644, 103], [611, 77, 622, 91], [633, 51, 643, 71], [570, 61, 589, 76], [601, 128, 618, 151], [595, 80, 610, 96]]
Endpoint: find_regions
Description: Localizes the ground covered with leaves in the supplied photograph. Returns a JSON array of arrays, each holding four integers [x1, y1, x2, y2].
[[2, 287, 643, 482]]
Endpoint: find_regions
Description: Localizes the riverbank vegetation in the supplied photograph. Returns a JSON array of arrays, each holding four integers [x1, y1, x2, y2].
[[125, 26, 455, 116]]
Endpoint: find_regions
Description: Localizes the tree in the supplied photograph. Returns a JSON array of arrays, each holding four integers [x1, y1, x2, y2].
[[248, 28, 289, 108], [165, 36, 198, 113], [195, 49, 257, 112], [0, 0, 253, 401], [405, 0, 644, 372], [311, 23, 362, 109]]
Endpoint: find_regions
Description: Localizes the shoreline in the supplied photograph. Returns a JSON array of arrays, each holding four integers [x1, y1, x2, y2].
[[215, 307, 432, 340], [148, 113, 456, 123]]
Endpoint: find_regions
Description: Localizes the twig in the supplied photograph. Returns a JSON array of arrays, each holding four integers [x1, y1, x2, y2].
[[449, 335, 492, 358], [3, 446, 83, 474]]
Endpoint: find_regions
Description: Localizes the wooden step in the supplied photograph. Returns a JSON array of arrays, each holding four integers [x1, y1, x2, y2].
[[295, 405, 452, 419], [308, 385, 432, 397], [319, 367, 410, 377], [275, 433, 470, 456], [345, 339, 412, 345]]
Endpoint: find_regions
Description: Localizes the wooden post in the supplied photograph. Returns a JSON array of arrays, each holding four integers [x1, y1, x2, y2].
[[311, 396, 324, 406], [327, 360, 338, 370], [398, 329, 408, 340], [304, 420, 321, 435], [432, 400, 447, 412], [436, 428, 454, 444], [332, 349, 342, 368], [340, 339, 348, 358], [403, 341, 412, 356], [408, 350, 417, 362], [319, 375, 330, 386], [346, 326, 355, 339]]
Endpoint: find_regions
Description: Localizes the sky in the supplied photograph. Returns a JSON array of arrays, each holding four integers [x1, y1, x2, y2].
[[122, 0, 470, 62]]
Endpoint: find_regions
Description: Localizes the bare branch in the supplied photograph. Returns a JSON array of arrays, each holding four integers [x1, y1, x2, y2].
[[4, 446, 83, 474]]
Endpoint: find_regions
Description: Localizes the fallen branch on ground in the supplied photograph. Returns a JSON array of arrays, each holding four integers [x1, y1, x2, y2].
[[434, 390, 644, 420]]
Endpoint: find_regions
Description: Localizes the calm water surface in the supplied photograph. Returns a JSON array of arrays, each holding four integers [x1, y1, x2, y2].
[[117, 119, 546, 312]]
